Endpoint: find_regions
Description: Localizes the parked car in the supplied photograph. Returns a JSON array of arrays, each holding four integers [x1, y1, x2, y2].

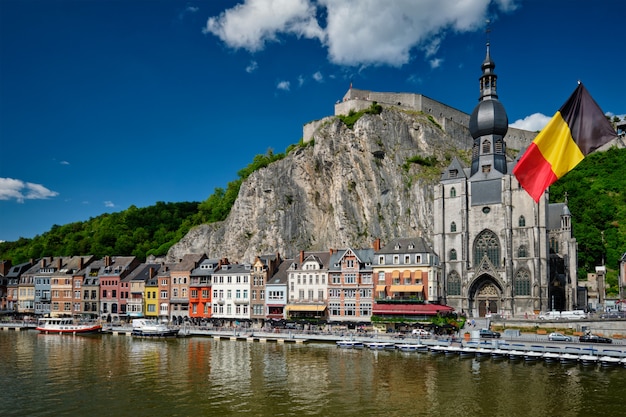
[[579, 333, 612, 344], [548, 332, 572, 342], [411, 328, 430, 337], [479, 328, 501, 338], [600, 311, 626, 319]]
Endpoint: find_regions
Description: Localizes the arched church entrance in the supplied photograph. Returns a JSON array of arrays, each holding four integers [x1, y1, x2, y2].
[[469, 275, 503, 318]]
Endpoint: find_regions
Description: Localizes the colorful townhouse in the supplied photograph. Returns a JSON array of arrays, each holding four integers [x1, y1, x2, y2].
[[98, 256, 139, 322], [20, 258, 55, 316], [5, 261, 33, 314], [327, 248, 375, 325], [144, 273, 159, 319], [211, 263, 251, 326], [81, 260, 103, 319], [251, 253, 282, 324], [266, 259, 290, 321], [156, 263, 173, 322], [124, 263, 160, 319], [49, 256, 94, 318], [189, 258, 222, 320], [170, 254, 207, 323], [286, 251, 331, 321]]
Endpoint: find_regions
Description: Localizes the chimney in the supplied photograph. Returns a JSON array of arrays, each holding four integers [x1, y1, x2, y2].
[[329, 248, 334, 255], [105, 256, 111, 267], [300, 251, 304, 264], [373, 238, 381, 251], [41, 259, 46, 268], [149, 267, 155, 278], [78, 257, 84, 271], [57, 257, 62, 270]]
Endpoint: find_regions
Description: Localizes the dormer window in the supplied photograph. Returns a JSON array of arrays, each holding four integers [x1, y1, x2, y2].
[[449, 169, 458, 178], [482, 165, 491, 173]]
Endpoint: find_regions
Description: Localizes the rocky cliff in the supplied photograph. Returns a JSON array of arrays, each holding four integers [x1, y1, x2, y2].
[[167, 107, 488, 262]]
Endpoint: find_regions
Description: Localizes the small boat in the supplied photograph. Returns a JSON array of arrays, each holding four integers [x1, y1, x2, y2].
[[620, 358, 626, 368], [507, 350, 525, 361], [459, 347, 477, 358], [559, 353, 579, 364], [365, 342, 396, 350], [598, 356, 621, 367], [523, 351, 543, 361], [542, 352, 561, 363], [36, 318, 102, 335], [490, 348, 509, 359], [131, 319, 179, 338], [336, 340, 364, 349], [396, 343, 428, 352], [429, 345, 447, 354], [443, 345, 461, 355], [579, 354, 599, 366]]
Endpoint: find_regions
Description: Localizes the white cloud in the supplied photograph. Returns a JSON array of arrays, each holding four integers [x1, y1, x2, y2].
[[276, 80, 290, 91], [203, 0, 324, 52], [0, 177, 59, 203], [510, 113, 552, 132], [429, 58, 443, 69], [104, 201, 115, 208], [246, 60, 259, 73], [297, 75, 305, 87], [204, 0, 518, 67], [312, 71, 323, 82], [60, 160, 70, 165]]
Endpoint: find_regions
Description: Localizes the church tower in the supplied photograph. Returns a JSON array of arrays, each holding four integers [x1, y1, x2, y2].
[[432, 39, 579, 318]]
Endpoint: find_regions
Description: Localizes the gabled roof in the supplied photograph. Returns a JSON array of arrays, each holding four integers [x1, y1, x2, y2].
[[440, 157, 468, 181], [267, 259, 292, 286], [171, 253, 207, 272], [328, 248, 375, 270], [123, 263, 161, 282]]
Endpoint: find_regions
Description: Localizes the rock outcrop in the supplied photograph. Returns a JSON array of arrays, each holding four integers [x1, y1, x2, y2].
[[167, 107, 517, 262]]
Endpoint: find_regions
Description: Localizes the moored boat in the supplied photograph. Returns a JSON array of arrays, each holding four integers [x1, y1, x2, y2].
[[365, 342, 395, 350], [36, 318, 102, 335], [336, 340, 364, 349], [598, 355, 621, 367], [559, 353, 579, 364], [396, 343, 428, 352], [131, 319, 179, 338], [523, 351, 543, 361], [579, 354, 599, 366]]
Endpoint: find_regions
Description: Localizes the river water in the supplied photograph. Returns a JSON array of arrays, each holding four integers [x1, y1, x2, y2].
[[1, 330, 624, 417]]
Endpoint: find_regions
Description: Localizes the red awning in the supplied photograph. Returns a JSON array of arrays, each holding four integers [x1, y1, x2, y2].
[[372, 304, 454, 316]]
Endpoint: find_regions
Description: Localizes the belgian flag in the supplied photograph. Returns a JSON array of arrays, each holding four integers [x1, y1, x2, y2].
[[513, 83, 618, 202]]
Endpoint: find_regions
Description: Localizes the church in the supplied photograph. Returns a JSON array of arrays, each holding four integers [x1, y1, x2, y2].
[[433, 42, 578, 318]]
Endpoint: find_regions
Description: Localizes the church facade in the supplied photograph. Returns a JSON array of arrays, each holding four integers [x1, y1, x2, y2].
[[433, 43, 578, 318]]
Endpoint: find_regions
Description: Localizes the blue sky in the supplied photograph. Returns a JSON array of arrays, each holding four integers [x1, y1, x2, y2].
[[1, 0, 624, 243]]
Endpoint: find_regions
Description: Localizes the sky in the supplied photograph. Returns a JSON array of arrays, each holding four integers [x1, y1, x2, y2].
[[1, 0, 625, 243]]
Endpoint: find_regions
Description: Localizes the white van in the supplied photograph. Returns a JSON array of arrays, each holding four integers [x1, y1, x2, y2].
[[538, 310, 587, 320]]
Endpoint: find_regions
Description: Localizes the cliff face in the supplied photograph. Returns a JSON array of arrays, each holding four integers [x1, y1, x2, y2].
[[167, 108, 476, 262]]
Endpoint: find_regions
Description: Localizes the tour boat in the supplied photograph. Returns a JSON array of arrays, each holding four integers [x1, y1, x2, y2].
[[131, 319, 180, 338], [36, 318, 102, 335]]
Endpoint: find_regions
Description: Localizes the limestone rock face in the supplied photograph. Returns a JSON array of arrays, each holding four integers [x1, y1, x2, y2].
[[167, 108, 473, 262]]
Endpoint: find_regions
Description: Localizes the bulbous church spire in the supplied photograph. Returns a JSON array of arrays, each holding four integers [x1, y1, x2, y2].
[[468, 41, 509, 176]]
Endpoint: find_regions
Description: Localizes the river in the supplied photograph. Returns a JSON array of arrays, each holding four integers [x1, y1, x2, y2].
[[1, 330, 624, 416]]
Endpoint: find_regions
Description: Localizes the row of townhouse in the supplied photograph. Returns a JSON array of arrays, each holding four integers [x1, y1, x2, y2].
[[0, 237, 452, 325]]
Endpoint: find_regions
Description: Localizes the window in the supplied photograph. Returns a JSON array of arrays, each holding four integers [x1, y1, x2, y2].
[[346, 260, 354, 268], [362, 274, 372, 284], [344, 273, 356, 284], [482, 140, 490, 153], [449, 169, 458, 178], [518, 245, 527, 258], [344, 302, 356, 316], [514, 269, 531, 296], [318, 290, 324, 300], [379, 255, 385, 265], [550, 237, 559, 254], [482, 165, 491, 173], [518, 215, 526, 227], [359, 303, 371, 317], [404, 255, 410, 264], [378, 272, 385, 282], [450, 187, 456, 197], [393, 255, 399, 265], [160, 290, 168, 298], [474, 230, 500, 267], [329, 303, 341, 316], [450, 222, 457, 232], [447, 271, 461, 296], [329, 289, 340, 298], [449, 249, 457, 261]]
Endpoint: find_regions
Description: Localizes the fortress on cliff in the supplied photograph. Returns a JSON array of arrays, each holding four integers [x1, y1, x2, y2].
[[302, 87, 538, 152]]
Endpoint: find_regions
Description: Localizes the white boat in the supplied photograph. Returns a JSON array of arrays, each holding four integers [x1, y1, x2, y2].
[[620, 358, 626, 368], [474, 348, 493, 358], [396, 343, 428, 352], [443, 345, 461, 355], [131, 319, 179, 338], [559, 353, 580, 364], [598, 356, 621, 367], [490, 348, 509, 359], [507, 350, 525, 361], [459, 347, 478, 358], [336, 340, 364, 349], [542, 352, 561, 363], [429, 345, 447, 354], [36, 318, 102, 335], [579, 354, 599, 365], [523, 351, 543, 361], [365, 342, 396, 350]]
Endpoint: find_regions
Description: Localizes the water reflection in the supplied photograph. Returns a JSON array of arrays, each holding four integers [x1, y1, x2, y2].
[[1, 331, 624, 417]]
